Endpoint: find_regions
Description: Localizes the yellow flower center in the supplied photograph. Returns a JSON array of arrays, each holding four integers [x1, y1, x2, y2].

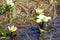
[[42, 17, 48, 22], [10, 28, 15, 32]]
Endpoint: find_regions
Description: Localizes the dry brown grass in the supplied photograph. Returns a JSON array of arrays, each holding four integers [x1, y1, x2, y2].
[[0, 0, 58, 30]]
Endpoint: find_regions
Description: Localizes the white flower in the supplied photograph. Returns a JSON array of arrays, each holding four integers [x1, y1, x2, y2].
[[6, 0, 14, 7], [42, 16, 49, 22], [36, 18, 42, 23], [36, 14, 44, 23], [37, 14, 45, 19], [35, 8, 44, 15], [36, 14, 51, 23], [8, 25, 17, 32], [41, 16, 51, 22]]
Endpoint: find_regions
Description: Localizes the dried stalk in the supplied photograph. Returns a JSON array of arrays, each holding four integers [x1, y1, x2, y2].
[[49, 32, 53, 40], [49, 0, 56, 40], [53, 0, 56, 26]]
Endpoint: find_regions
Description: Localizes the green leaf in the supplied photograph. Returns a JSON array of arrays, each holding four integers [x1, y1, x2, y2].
[[0, 29, 7, 37], [49, 27, 56, 32], [0, 8, 2, 14]]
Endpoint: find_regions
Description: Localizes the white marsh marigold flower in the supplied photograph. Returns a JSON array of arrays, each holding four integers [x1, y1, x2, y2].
[[6, 0, 14, 7], [36, 14, 51, 23], [35, 8, 44, 15], [8, 25, 17, 32]]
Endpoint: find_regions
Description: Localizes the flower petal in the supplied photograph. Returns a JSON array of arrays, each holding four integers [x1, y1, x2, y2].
[[35, 8, 44, 15], [6, 0, 14, 7], [36, 19, 42, 23], [37, 14, 45, 19], [8, 26, 11, 30], [11, 3, 14, 6], [14, 27, 17, 31]]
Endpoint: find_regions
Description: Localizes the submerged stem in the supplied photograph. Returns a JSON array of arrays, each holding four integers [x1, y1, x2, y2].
[[49, 32, 52, 40]]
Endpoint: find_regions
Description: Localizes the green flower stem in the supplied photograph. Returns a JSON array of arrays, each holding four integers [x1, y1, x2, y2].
[[38, 22, 44, 40], [10, 32, 17, 40], [39, 22, 44, 29], [10, 32, 13, 40], [42, 33, 45, 40], [37, 29, 40, 40]]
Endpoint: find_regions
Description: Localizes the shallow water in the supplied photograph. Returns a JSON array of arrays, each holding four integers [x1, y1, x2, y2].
[[17, 14, 60, 40]]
